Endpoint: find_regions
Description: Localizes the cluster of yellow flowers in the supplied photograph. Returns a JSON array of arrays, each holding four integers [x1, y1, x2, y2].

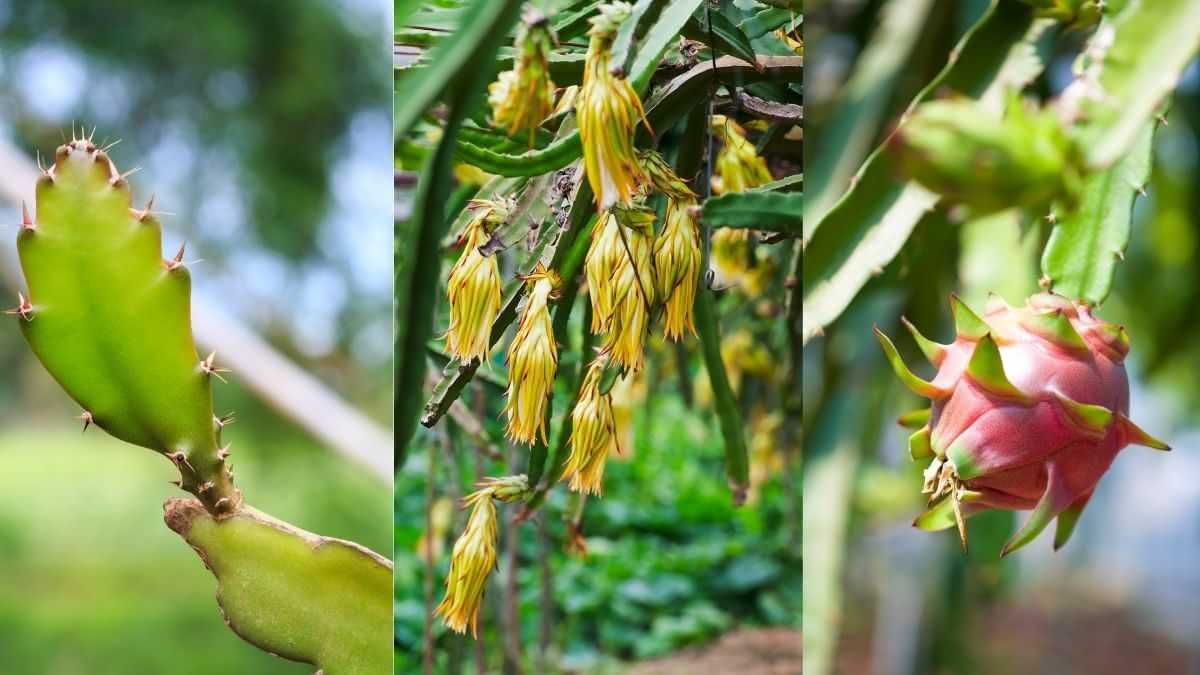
[[438, 1, 782, 638]]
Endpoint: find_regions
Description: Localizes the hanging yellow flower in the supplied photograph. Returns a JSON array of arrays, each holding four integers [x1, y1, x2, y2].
[[562, 354, 619, 495], [599, 205, 656, 372], [654, 197, 701, 340], [436, 476, 528, 637], [434, 487, 496, 637], [488, 9, 557, 143], [577, 2, 652, 209], [710, 115, 773, 195], [709, 116, 773, 296], [503, 263, 561, 445], [444, 198, 510, 363]]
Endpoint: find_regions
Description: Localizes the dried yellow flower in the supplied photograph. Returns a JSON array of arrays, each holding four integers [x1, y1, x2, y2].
[[489, 10, 557, 143], [654, 198, 702, 340], [445, 199, 510, 363], [435, 476, 528, 638], [503, 263, 561, 445], [578, 2, 651, 209], [597, 206, 656, 372], [562, 355, 619, 495], [435, 488, 497, 637]]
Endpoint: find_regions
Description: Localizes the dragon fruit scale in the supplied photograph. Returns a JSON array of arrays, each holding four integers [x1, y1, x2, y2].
[[874, 293, 1169, 556]]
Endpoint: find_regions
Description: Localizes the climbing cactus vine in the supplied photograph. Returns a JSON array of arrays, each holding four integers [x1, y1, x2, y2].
[[14, 132, 391, 674]]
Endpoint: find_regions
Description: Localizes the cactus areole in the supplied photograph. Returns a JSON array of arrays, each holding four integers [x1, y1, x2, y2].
[[875, 293, 1169, 555]]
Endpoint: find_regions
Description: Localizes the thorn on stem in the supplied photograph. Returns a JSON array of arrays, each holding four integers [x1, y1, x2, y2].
[[20, 202, 34, 231], [164, 243, 187, 271], [200, 351, 231, 383], [5, 293, 33, 321]]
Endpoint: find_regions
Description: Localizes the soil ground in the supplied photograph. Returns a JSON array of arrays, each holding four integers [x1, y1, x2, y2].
[[628, 627, 802, 675]]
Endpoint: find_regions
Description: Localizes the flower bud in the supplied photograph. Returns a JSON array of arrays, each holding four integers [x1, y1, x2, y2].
[[435, 475, 528, 637], [637, 149, 697, 201]]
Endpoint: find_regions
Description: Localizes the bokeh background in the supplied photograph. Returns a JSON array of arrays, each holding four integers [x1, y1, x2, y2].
[[805, 1, 1200, 674], [0, 1, 392, 672]]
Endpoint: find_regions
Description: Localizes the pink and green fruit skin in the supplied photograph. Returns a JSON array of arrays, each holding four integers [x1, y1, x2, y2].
[[875, 293, 1168, 556]]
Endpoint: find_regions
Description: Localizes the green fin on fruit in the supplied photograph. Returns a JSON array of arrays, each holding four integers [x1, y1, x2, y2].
[[1118, 414, 1170, 451], [897, 408, 931, 429], [901, 316, 946, 365], [873, 326, 947, 399], [1021, 310, 1088, 352], [1053, 492, 1093, 551], [1002, 462, 1072, 557], [950, 294, 989, 340], [1053, 393, 1113, 437], [909, 426, 934, 460], [965, 334, 1028, 401]]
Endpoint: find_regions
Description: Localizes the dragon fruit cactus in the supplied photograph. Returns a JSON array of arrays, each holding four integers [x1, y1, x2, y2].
[[874, 293, 1169, 555]]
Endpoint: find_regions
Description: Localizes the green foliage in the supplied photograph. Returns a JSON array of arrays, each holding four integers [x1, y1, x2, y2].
[[398, 0, 802, 668], [395, 398, 800, 672], [394, 0, 525, 140], [702, 191, 802, 234], [802, 1, 1052, 343], [1071, 0, 1200, 167], [396, 0, 525, 467], [1, 0, 384, 262]]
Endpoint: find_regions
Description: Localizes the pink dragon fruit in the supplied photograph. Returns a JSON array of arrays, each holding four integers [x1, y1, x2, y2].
[[874, 293, 1169, 555]]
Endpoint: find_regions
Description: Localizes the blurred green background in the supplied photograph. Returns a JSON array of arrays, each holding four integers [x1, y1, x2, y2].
[[396, 385, 802, 674], [0, 1, 392, 672], [805, 1, 1200, 673]]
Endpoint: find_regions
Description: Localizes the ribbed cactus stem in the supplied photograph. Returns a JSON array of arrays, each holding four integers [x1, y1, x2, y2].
[[16, 136, 241, 516]]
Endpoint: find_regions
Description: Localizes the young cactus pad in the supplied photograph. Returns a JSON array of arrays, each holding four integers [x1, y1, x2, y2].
[[165, 499, 393, 674], [16, 137, 239, 515]]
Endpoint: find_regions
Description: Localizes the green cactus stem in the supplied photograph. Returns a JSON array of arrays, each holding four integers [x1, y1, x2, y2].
[[17, 136, 239, 516], [165, 499, 392, 674]]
